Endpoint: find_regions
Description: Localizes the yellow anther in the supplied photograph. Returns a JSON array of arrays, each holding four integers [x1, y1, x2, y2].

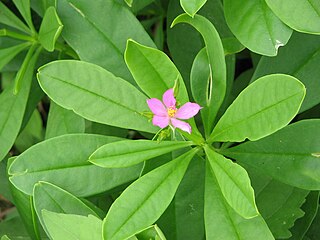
[[167, 107, 177, 117]]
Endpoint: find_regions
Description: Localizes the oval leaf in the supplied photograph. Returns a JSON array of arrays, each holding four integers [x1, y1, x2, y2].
[[89, 140, 193, 168], [252, 32, 320, 113], [125, 39, 189, 102], [37, 60, 156, 133], [204, 146, 258, 218], [266, 0, 320, 35], [224, 0, 292, 56], [103, 148, 198, 240], [8, 134, 142, 196], [221, 119, 320, 190], [209, 74, 305, 143]]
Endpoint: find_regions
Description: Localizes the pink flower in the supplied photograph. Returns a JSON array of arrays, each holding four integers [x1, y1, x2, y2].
[[147, 89, 201, 134]]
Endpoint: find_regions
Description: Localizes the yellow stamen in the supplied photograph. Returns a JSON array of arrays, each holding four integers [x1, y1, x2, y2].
[[167, 107, 177, 117]]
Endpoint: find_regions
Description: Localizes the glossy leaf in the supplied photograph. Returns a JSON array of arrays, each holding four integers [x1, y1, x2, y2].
[[224, 0, 292, 56], [42, 211, 102, 240], [90, 140, 193, 168], [125, 39, 188, 102], [209, 74, 305, 143], [172, 14, 226, 135], [0, 2, 31, 34], [33, 181, 99, 236], [103, 148, 198, 240], [38, 6, 63, 52], [180, 0, 207, 17], [8, 134, 142, 196], [45, 101, 85, 139], [204, 164, 274, 240], [252, 32, 320, 112], [37, 60, 156, 133], [245, 166, 308, 238], [0, 47, 41, 161], [266, 0, 320, 35], [56, 0, 155, 83], [222, 120, 320, 190], [204, 146, 258, 219], [0, 42, 30, 71]]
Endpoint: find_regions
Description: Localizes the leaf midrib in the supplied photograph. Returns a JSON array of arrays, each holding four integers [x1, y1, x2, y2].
[[40, 73, 140, 114], [107, 154, 191, 239], [212, 91, 302, 140]]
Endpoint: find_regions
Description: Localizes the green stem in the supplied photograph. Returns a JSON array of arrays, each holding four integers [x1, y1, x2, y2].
[[13, 43, 39, 95], [0, 28, 35, 42]]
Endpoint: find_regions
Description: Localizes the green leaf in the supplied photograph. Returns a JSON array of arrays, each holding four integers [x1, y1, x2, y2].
[[33, 181, 100, 236], [1, 236, 11, 240], [56, 0, 155, 83], [266, 0, 320, 35], [221, 119, 320, 190], [0, 2, 31, 34], [180, 0, 207, 17], [209, 74, 305, 143], [45, 101, 85, 139], [125, 0, 155, 13], [103, 148, 198, 240], [9, 177, 41, 240], [37, 60, 156, 133], [172, 14, 226, 135], [167, 0, 242, 85], [90, 140, 193, 168], [224, 0, 292, 56], [252, 32, 320, 113], [38, 6, 63, 52], [8, 134, 142, 196], [15, 110, 43, 152], [12, 0, 36, 33], [290, 191, 320, 240], [174, 156, 205, 239], [204, 146, 258, 219], [0, 47, 41, 161], [42, 211, 102, 240], [204, 163, 274, 240], [0, 42, 30, 71], [245, 166, 308, 238], [125, 39, 188, 102]]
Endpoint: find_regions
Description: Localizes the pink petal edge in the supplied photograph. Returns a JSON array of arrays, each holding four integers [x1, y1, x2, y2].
[[171, 118, 192, 134], [175, 102, 202, 119], [162, 88, 176, 108], [147, 98, 167, 116], [152, 115, 170, 128]]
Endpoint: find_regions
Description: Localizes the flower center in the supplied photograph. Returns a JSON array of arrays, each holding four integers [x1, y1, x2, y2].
[[167, 107, 177, 117]]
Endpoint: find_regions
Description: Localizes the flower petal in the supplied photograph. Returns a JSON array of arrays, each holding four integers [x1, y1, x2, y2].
[[175, 102, 202, 119], [171, 118, 192, 134], [147, 98, 167, 116], [162, 88, 176, 108], [152, 115, 170, 128]]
